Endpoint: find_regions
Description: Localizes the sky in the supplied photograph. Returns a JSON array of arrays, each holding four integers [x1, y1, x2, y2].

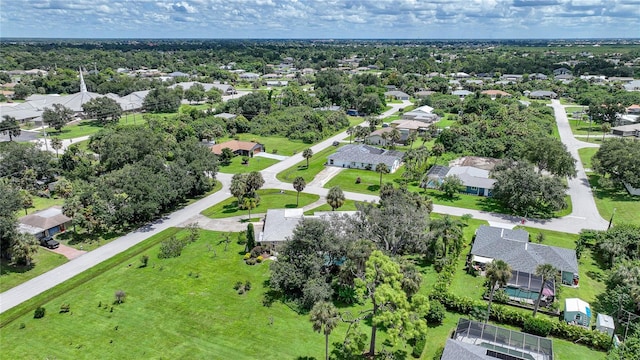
[[1, 0, 639, 39]]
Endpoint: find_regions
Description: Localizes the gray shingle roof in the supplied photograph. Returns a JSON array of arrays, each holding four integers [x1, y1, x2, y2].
[[472, 225, 578, 274], [441, 339, 490, 360], [327, 144, 404, 169]]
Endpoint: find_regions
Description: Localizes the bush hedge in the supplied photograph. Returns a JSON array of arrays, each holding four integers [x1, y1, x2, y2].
[[429, 262, 611, 351]]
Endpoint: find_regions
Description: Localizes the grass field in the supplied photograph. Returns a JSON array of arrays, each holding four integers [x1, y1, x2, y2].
[[569, 119, 604, 136], [578, 147, 598, 170], [41, 116, 147, 140], [218, 155, 279, 174], [276, 145, 341, 183], [589, 174, 640, 226], [201, 189, 320, 219], [0, 229, 345, 359], [0, 249, 68, 293], [16, 196, 65, 217]]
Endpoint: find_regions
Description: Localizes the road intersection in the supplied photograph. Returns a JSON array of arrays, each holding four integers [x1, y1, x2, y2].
[[0, 99, 608, 313]]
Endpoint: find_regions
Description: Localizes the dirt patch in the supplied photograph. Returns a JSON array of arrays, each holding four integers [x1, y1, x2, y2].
[[46, 244, 87, 260]]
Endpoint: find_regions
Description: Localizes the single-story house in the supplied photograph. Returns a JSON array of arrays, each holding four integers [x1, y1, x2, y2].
[[366, 127, 404, 146], [402, 105, 439, 123], [384, 90, 410, 101], [452, 89, 473, 99], [528, 90, 558, 99], [170, 81, 237, 95], [266, 80, 289, 87], [210, 140, 264, 157], [611, 123, 640, 137], [501, 74, 524, 82], [481, 89, 512, 99], [413, 90, 435, 98], [471, 225, 579, 286], [259, 209, 357, 249], [530, 73, 548, 80], [564, 298, 592, 327], [327, 144, 404, 173], [596, 314, 615, 336], [627, 104, 640, 115], [554, 67, 572, 76], [239, 72, 260, 80], [214, 112, 238, 121], [623, 80, 640, 92], [18, 206, 71, 239], [390, 119, 429, 133], [424, 165, 496, 196], [442, 319, 553, 360]]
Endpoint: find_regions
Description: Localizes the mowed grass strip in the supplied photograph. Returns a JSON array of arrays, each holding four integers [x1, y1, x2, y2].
[[0, 230, 338, 359], [276, 145, 341, 183], [0, 249, 68, 293], [218, 155, 279, 174], [200, 189, 320, 219]]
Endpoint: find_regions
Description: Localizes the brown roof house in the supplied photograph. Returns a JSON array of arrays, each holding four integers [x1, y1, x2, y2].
[[210, 140, 265, 157], [19, 206, 71, 239]]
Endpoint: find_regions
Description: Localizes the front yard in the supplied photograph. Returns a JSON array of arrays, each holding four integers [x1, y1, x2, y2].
[[200, 189, 320, 219]]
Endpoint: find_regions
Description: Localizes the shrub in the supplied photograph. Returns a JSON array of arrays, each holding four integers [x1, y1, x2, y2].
[[243, 253, 251, 260], [114, 290, 126, 305], [139, 255, 149, 268], [493, 289, 510, 304], [59, 303, 70, 313], [19, 323, 26, 330], [233, 281, 243, 290], [426, 300, 446, 325], [355, 177, 362, 184], [246, 258, 257, 265], [523, 316, 552, 337], [411, 336, 426, 358], [250, 245, 267, 258], [158, 236, 186, 259], [33, 307, 46, 319], [256, 255, 263, 263], [244, 281, 251, 291]]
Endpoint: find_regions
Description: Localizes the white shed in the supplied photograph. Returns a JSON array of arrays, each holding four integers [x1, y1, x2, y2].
[[596, 314, 615, 336], [564, 298, 591, 327]]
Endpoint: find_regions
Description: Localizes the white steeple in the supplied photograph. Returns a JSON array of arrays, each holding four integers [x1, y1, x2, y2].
[[79, 67, 87, 93]]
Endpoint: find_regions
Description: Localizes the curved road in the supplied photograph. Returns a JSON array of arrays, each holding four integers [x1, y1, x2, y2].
[[0, 99, 608, 313]]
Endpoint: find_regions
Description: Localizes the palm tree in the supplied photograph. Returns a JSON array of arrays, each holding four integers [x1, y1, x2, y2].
[[533, 264, 557, 317], [346, 126, 354, 143], [375, 163, 390, 187], [50, 137, 63, 158], [326, 186, 345, 211], [429, 215, 465, 259], [310, 301, 340, 360], [431, 143, 445, 165], [601, 122, 611, 142], [1, 115, 21, 141], [302, 148, 313, 168], [485, 259, 512, 322], [390, 128, 401, 149], [293, 176, 306, 207], [243, 197, 257, 220], [408, 131, 418, 149]]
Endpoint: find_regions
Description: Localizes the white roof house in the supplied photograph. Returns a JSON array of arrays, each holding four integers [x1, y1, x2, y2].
[[596, 314, 615, 336], [564, 298, 592, 327]]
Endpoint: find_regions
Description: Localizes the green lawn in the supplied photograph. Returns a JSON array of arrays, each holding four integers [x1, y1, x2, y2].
[[303, 199, 359, 215], [218, 155, 279, 174], [588, 174, 640, 226], [16, 196, 65, 217], [276, 145, 341, 183], [201, 189, 320, 219], [42, 116, 147, 140], [0, 229, 346, 359], [578, 147, 598, 170], [0, 249, 68, 293], [569, 119, 603, 136]]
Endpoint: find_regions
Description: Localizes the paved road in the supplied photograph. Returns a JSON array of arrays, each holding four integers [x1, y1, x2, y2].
[[0, 98, 608, 313], [548, 100, 608, 230]]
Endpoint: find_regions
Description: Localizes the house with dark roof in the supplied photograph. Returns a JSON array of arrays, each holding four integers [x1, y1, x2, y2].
[[471, 225, 579, 286], [442, 318, 553, 360], [384, 90, 410, 101], [210, 140, 264, 157], [528, 90, 558, 99], [424, 165, 496, 196], [327, 144, 404, 173], [18, 206, 71, 239]]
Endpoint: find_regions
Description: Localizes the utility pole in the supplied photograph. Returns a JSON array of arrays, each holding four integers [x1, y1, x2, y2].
[[608, 208, 616, 230]]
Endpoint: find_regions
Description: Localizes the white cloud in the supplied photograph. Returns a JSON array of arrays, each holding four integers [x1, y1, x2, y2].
[[0, 0, 636, 38]]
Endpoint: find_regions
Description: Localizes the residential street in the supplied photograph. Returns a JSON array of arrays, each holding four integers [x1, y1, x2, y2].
[[0, 98, 609, 313]]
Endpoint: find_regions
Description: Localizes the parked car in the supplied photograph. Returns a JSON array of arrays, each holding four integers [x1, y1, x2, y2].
[[332, 141, 340, 146], [40, 236, 60, 249]]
